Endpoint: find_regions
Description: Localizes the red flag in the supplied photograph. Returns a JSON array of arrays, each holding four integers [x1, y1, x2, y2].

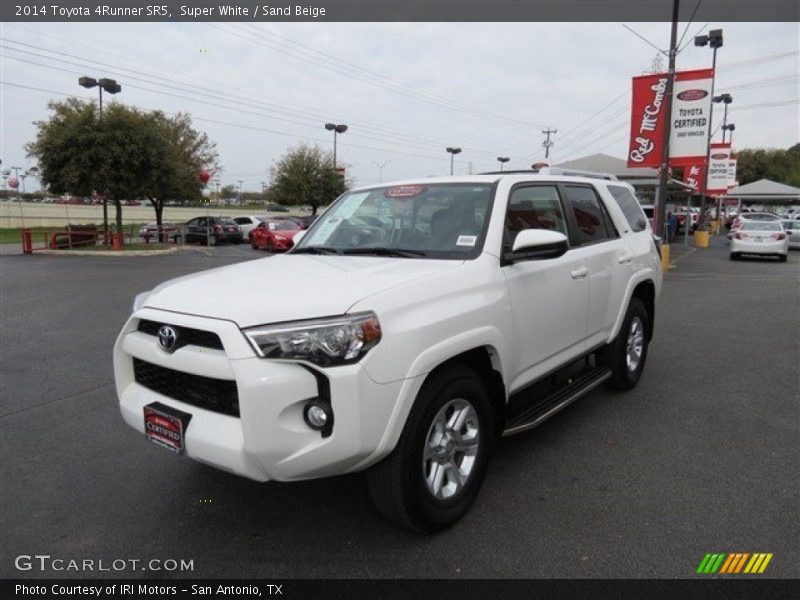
[[627, 72, 670, 168]]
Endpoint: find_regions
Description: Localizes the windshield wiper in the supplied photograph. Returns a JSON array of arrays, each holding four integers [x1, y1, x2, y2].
[[342, 247, 427, 258], [292, 246, 340, 255]]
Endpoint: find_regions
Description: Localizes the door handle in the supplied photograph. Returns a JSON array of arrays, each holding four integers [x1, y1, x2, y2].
[[570, 266, 588, 279], [618, 253, 633, 264]]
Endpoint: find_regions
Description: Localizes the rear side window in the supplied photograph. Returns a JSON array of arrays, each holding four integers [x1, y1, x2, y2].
[[234, 217, 251, 225], [504, 185, 567, 249], [607, 185, 647, 232], [564, 185, 614, 244]]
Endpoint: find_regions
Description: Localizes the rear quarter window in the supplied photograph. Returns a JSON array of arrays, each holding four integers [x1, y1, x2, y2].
[[607, 185, 647, 233]]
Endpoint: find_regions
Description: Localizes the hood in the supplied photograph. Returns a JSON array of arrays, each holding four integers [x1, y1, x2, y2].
[[144, 254, 463, 328]]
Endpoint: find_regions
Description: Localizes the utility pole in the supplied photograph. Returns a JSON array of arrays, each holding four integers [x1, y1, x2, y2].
[[654, 0, 680, 241], [542, 129, 557, 159]]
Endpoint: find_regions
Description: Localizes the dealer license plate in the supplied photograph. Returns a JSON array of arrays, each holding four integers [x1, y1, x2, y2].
[[144, 402, 192, 454]]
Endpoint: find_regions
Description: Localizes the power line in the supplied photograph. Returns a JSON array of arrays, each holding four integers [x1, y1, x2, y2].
[[0, 37, 530, 157], [0, 44, 520, 160], [0, 79, 498, 168], [206, 22, 549, 129]]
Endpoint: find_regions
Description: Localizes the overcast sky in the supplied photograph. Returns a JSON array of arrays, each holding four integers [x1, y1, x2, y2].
[[0, 21, 797, 192]]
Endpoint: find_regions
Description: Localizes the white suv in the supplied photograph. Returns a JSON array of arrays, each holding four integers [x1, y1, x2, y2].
[[114, 170, 662, 532]]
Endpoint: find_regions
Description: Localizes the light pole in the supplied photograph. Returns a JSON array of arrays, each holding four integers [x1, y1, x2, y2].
[[695, 28, 723, 227], [78, 76, 121, 114], [237, 180, 243, 205], [79, 76, 121, 241], [446, 147, 462, 175], [325, 123, 348, 169], [722, 123, 735, 145], [497, 157, 510, 171], [372, 160, 390, 183]]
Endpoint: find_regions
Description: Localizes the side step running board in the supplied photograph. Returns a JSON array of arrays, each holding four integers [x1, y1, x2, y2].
[[502, 367, 611, 437]]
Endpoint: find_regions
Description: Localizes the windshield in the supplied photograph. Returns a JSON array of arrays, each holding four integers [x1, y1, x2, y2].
[[267, 220, 297, 231], [293, 183, 494, 259], [741, 221, 781, 231]]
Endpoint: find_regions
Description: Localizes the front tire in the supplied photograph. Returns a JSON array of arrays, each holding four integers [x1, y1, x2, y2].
[[367, 365, 495, 533], [778, 254, 787, 262], [601, 297, 649, 391]]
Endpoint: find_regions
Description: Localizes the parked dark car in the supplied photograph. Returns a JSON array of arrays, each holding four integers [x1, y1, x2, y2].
[[182, 217, 243, 245], [266, 203, 290, 212], [287, 215, 317, 229]]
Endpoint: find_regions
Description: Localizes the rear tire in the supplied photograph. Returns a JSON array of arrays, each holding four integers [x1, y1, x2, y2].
[[601, 297, 649, 391], [730, 252, 739, 261], [778, 254, 787, 262], [367, 365, 495, 533]]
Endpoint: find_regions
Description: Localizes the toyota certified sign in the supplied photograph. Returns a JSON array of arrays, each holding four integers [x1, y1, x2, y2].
[[669, 68, 715, 161]]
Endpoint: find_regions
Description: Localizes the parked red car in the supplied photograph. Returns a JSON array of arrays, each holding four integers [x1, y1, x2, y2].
[[250, 219, 302, 252]]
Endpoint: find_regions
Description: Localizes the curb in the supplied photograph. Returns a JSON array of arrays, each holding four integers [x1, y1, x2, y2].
[[35, 246, 185, 257]]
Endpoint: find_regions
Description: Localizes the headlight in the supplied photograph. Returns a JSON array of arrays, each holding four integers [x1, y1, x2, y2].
[[132, 291, 152, 313], [243, 312, 382, 366]]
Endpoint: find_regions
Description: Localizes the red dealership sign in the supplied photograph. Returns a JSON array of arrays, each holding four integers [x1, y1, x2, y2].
[[627, 73, 670, 167], [682, 160, 706, 193]]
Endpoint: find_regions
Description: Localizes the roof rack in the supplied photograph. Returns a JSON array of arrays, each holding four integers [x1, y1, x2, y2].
[[480, 167, 618, 181]]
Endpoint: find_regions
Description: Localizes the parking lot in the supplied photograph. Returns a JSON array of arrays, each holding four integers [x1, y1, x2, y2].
[[0, 237, 797, 579]]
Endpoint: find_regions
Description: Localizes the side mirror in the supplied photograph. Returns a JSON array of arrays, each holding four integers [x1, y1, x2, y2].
[[506, 229, 569, 262], [292, 230, 307, 245]]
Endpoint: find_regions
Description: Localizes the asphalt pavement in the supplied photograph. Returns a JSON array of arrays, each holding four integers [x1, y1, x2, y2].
[[1, 236, 798, 579]]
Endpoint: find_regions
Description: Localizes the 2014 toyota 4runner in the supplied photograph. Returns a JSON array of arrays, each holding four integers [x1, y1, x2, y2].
[[114, 169, 662, 532]]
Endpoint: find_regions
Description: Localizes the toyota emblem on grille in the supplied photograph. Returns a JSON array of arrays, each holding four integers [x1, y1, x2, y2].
[[157, 325, 178, 353]]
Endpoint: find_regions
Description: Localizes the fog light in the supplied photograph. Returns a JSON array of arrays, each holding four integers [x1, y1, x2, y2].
[[304, 401, 331, 430]]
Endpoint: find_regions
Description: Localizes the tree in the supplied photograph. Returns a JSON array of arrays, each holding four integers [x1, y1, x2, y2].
[[735, 144, 800, 188], [139, 112, 218, 239], [26, 99, 160, 235], [269, 144, 348, 215]]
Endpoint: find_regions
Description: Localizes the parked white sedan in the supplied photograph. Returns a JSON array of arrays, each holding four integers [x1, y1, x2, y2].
[[232, 215, 268, 238], [781, 219, 800, 250], [730, 221, 789, 262]]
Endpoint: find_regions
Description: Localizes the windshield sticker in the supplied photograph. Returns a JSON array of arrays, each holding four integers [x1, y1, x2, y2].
[[456, 235, 477, 247], [385, 185, 426, 199], [307, 216, 342, 245], [333, 192, 369, 219]]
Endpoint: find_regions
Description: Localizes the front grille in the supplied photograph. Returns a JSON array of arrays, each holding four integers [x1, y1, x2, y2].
[[133, 358, 240, 417], [137, 319, 224, 351]]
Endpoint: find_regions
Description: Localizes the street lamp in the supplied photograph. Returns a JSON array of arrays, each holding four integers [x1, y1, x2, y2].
[[714, 93, 733, 141], [722, 123, 736, 145], [78, 76, 121, 114], [497, 157, 510, 171], [237, 180, 244, 204], [694, 28, 723, 226], [79, 76, 121, 241], [372, 160, 390, 183], [446, 147, 462, 175], [324, 123, 348, 169]]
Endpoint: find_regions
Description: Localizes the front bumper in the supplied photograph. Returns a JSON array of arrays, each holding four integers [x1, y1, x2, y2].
[[114, 308, 403, 482]]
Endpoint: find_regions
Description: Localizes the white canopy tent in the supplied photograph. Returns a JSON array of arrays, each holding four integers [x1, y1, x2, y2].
[[726, 179, 800, 209]]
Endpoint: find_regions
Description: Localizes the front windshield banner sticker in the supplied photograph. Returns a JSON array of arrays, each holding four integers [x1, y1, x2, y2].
[[385, 185, 426, 199], [456, 235, 477, 247]]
